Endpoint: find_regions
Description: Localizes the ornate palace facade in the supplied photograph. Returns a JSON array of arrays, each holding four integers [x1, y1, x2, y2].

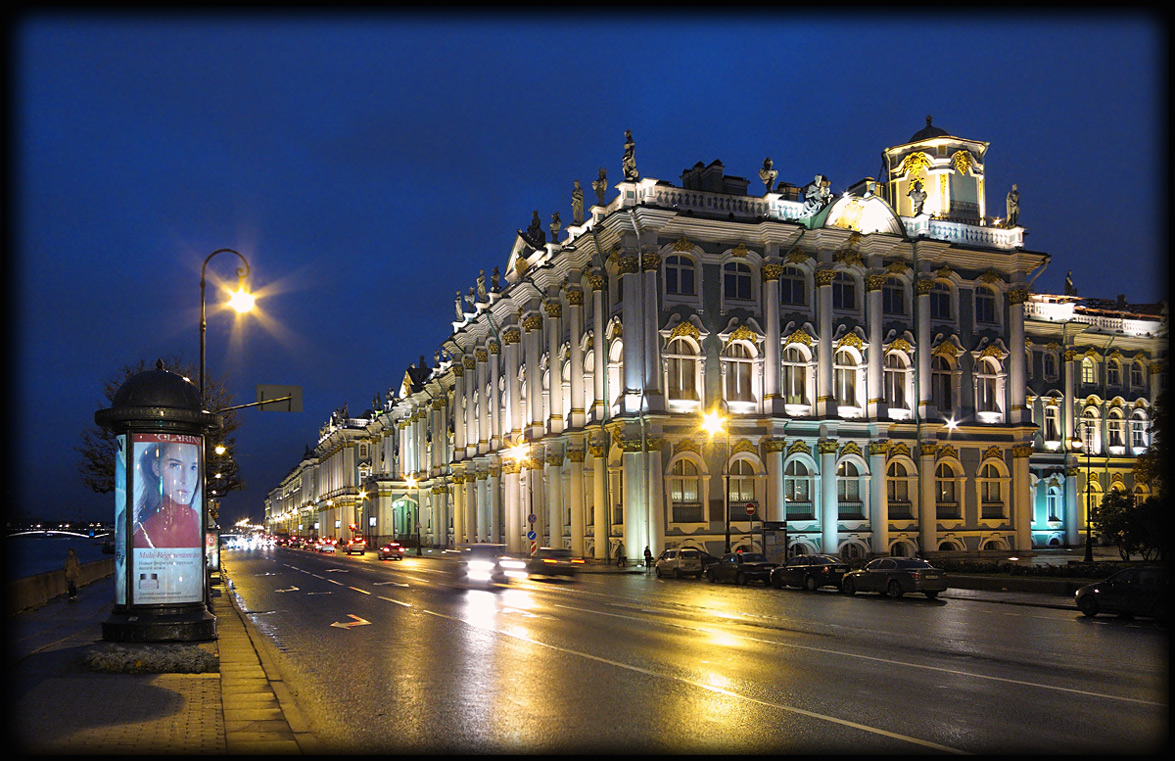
[[265, 120, 1166, 562]]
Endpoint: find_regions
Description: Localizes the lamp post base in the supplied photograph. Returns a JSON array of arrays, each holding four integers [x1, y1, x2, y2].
[[102, 605, 216, 643]]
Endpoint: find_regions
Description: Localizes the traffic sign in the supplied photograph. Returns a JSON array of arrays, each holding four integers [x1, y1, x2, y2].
[[745, 502, 757, 516], [527, 530, 537, 541], [527, 513, 537, 524]]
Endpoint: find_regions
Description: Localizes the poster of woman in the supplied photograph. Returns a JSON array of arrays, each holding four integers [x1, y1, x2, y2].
[[130, 433, 204, 603]]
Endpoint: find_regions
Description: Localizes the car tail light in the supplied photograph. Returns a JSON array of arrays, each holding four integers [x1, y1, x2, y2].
[[571, 559, 584, 564], [821, 567, 830, 574]]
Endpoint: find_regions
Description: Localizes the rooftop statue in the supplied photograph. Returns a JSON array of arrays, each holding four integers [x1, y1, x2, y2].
[[759, 157, 778, 194], [802, 174, 832, 215], [571, 180, 585, 224], [1005, 184, 1020, 227], [491, 266, 501, 293], [592, 168, 608, 206], [622, 129, 639, 181], [908, 179, 927, 216], [525, 210, 546, 247], [550, 211, 562, 243], [477, 269, 487, 300], [455, 291, 465, 320]]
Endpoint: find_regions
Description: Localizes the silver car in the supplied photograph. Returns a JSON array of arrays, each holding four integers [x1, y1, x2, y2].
[[655, 547, 704, 579]]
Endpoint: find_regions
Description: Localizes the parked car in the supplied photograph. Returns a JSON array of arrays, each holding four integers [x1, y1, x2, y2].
[[1075, 566, 1167, 620], [345, 537, 367, 555], [655, 548, 705, 579], [705, 551, 776, 585], [841, 557, 947, 599], [526, 547, 582, 578], [771, 554, 849, 591], [377, 542, 404, 561]]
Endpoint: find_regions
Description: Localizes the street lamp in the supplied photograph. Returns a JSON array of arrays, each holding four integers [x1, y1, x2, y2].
[[406, 475, 423, 556], [701, 406, 732, 552], [505, 441, 532, 555], [199, 248, 254, 402]]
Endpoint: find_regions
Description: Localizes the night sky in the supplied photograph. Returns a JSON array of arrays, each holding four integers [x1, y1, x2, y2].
[[12, 11, 1166, 528]]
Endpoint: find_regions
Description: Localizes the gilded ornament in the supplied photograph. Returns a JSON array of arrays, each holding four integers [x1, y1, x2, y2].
[[915, 278, 935, 295], [730, 243, 749, 258], [888, 337, 913, 354], [475, 349, 488, 363], [951, 150, 974, 176], [868, 440, 890, 456], [815, 269, 836, 287], [617, 255, 640, 275], [931, 341, 958, 359], [762, 264, 783, 281], [642, 252, 662, 271], [785, 249, 811, 265], [919, 441, 938, 456], [783, 328, 813, 347], [840, 441, 862, 458], [982, 446, 1002, 462], [566, 289, 584, 306], [938, 444, 958, 460], [669, 321, 700, 339], [835, 332, 864, 351], [568, 449, 586, 463], [673, 236, 694, 252], [733, 439, 756, 456], [865, 274, 886, 291], [522, 314, 544, 332], [502, 327, 521, 345], [587, 272, 605, 291], [545, 301, 562, 318], [674, 438, 699, 455], [463, 356, 476, 369], [726, 324, 757, 345], [899, 152, 932, 183], [885, 261, 909, 275], [787, 440, 810, 457], [817, 440, 839, 455], [1012, 445, 1033, 459], [762, 438, 787, 453], [977, 271, 1003, 285]]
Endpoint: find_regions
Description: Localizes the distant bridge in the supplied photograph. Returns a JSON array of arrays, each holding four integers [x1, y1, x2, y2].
[[8, 529, 113, 539]]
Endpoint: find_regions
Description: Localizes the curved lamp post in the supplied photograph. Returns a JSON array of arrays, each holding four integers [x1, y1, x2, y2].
[[199, 248, 254, 402]]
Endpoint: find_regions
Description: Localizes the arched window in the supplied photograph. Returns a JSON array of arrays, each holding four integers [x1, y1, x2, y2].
[[978, 462, 1005, 518], [832, 272, 856, 311], [780, 266, 806, 307], [882, 276, 906, 315], [932, 355, 954, 413], [1081, 356, 1097, 385], [1131, 409, 1149, 450], [935, 462, 960, 519], [975, 357, 1002, 416], [1043, 405, 1061, 442], [887, 461, 913, 518], [665, 336, 700, 403], [974, 285, 997, 325], [784, 459, 813, 519], [724, 342, 756, 403], [1107, 408, 1125, 449], [930, 281, 952, 321], [723, 262, 753, 302], [1080, 408, 1099, 453], [884, 352, 909, 411], [728, 459, 757, 505], [1046, 486, 1061, 522], [834, 349, 859, 409], [1107, 359, 1122, 387], [1043, 350, 1058, 379], [781, 345, 809, 406], [836, 461, 864, 519], [664, 255, 696, 297], [667, 459, 703, 523], [1130, 361, 1145, 390]]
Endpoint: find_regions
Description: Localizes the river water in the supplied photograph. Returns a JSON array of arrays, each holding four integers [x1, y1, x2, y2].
[[6, 533, 113, 580]]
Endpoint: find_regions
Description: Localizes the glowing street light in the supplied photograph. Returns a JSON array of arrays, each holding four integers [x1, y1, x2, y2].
[[199, 248, 254, 402], [701, 406, 733, 552]]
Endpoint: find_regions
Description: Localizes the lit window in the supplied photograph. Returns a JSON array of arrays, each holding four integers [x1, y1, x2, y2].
[[931, 355, 954, 413], [884, 352, 909, 410], [782, 345, 809, 405], [724, 342, 756, 402], [834, 350, 858, 408], [665, 337, 700, 401]]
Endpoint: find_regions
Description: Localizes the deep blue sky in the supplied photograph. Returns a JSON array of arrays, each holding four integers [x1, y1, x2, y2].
[[12, 11, 1167, 527]]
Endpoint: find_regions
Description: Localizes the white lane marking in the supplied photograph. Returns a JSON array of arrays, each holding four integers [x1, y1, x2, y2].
[[554, 602, 1165, 707], [379, 596, 412, 607], [420, 607, 965, 754]]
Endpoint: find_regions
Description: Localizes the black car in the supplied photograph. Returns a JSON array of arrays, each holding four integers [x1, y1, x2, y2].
[[1075, 566, 1167, 620], [770, 554, 849, 591], [841, 557, 947, 599], [526, 547, 581, 578], [705, 551, 776, 585]]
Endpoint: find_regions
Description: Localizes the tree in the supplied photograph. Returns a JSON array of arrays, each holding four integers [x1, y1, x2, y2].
[[76, 356, 246, 521], [1133, 391, 1167, 501], [1091, 488, 1168, 562]]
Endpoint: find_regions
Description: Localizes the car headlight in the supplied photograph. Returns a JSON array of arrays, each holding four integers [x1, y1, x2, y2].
[[500, 559, 526, 570], [468, 560, 495, 572]]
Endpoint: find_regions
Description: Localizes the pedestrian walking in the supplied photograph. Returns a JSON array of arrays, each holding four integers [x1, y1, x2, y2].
[[644, 545, 653, 573], [64, 547, 81, 601], [615, 544, 625, 567]]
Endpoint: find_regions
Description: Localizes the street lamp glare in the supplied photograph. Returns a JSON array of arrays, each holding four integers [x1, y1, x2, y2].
[[228, 287, 256, 314], [701, 409, 726, 437]]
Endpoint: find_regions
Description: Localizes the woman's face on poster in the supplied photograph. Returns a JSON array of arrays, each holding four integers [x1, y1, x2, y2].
[[152, 443, 200, 506]]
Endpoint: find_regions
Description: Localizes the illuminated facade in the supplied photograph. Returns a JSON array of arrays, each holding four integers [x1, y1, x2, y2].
[[265, 120, 1166, 562]]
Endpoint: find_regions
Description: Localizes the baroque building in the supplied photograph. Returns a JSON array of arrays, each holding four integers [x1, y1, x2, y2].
[[265, 119, 1167, 563]]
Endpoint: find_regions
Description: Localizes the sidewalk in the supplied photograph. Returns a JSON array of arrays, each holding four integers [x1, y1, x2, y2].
[[10, 572, 315, 755], [10, 561, 1079, 755]]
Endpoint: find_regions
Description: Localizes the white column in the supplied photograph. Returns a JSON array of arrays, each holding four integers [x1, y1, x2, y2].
[[524, 313, 544, 438], [546, 449, 563, 546], [868, 441, 889, 554], [567, 287, 586, 429], [464, 476, 477, 545], [1012, 445, 1032, 551], [452, 471, 466, 546], [816, 269, 834, 416], [918, 442, 937, 553], [488, 342, 501, 450], [642, 252, 663, 412], [453, 362, 466, 457], [568, 448, 586, 557], [503, 327, 522, 440], [916, 279, 934, 418], [590, 273, 608, 421], [819, 440, 838, 553], [763, 265, 783, 414], [546, 300, 564, 434], [504, 460, 522, 553], [866, 275, 883, 418], [476, 348, 489, 454], [765, 439, 785, 522], [464, 356, 477, 459], [488, 467, 501, 543], [1008, 289, 1028, 425], [475, 470, 488, 541], [647, 444, 665, 558], [591, 438, 608, 559], [620, 254, 643, 415]]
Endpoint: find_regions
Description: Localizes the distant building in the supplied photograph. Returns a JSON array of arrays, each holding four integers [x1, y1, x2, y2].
[[265, 119, 1167, 562]]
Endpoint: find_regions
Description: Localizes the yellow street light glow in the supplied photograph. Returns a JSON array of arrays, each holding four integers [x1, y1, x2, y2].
[[228, 287, 256, 314], [406, 475, 418, 488], [700, 409, 727, 438], [505, 441, 530, 464]]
